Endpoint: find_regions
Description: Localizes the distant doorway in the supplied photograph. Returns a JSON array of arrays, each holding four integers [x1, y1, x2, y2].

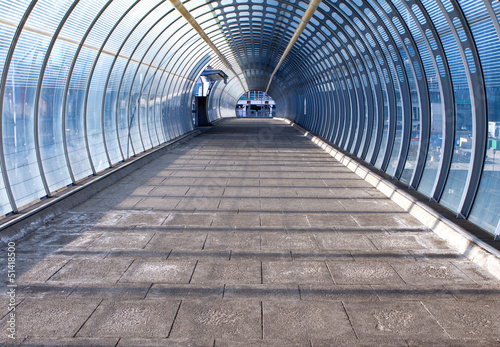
[[236, 90, 275, 118]]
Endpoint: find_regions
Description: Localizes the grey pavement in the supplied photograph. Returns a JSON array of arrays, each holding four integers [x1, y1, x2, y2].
[[1, 118, 500, 346]]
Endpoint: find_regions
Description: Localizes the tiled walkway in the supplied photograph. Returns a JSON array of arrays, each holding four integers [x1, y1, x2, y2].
[[2, 118, 500, 346]]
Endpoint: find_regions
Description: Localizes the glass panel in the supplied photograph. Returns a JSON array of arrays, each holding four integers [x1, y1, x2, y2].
[[39, 40, 74, 191], [3, 32, 48, 208], [67, 47, 96, 181], [461, 0, 500, 234], [421, 0, 473, 212]]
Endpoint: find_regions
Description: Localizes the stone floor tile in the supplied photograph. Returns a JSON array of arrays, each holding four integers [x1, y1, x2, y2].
[[444, 284, 500, 301], [69, 283, 150, 299], [204, 232, 261, 251], [312, 338, 409, 347], [224, 284, 300, 300], [88, 231, 155, 250], [299, 284, 379, 302], [215, 339, 309, 347], [145, 232, 208, 251], [260, 214, 310, 228], [0, 298, 100, 338], [117, 338, 214, 347], [307, 214, 358, 228], [371, 284, 455, 301], [368, 235, 427, 251], [169, 300, 261, 340], [344, 301, 448, 340], [163, 213, 214, 226], [327, 262, 405, 285], [391, 261, 475, 286], [291, 251, 354, 261], [262, 261, 333, 284], [147, 284, 224, 300], [261, 233, 318, 251], [423, 300, 500, 339], [315, 233, 376, 251], [48, 258, 133, 284], [77, 300, 181, 338], [263, 301, 355, 340], [21, 338, 119, 346], [119, 260, 197, 284], [190, 260, 262, 284]]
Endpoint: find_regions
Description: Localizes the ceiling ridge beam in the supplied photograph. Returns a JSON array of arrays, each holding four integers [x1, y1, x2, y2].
[[265, 0, 322, 93]]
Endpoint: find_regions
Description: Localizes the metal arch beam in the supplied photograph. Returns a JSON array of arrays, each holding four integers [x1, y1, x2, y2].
[[168, 0, 245, 90], [369, 0, 431, 189], [132, 21, 197, 146], [33, 0, 80, 197], [83, 0, 142, 169], [265, 0, 323, 93], [106, 4, 178, 161], [101, 1, 170, 162], [439, 0, 487, 218], [400, 0, 455, 203], [357, 0, 414, 180], [0, 0, 38, 213], [132, 16, 187, 148], [347, 1, 407, 175], [115, 8, 187, 156], [320, 5, 386, 166], [61, 0, 115, 183]]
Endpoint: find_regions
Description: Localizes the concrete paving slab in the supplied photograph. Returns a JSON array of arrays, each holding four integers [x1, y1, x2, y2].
[[17, 256, 71, 284], [215, 339, 309, 347], [169, 300, 261, 341], [263, 261, 333, 284], [48, 258, 133, 284], [204, 232, 261, 251], [77, 300, 180, 338], [145, 232, 208, 251], [315, 233, 376, 251], [230, 250, 292, 261], [88, 231, 155, 250], [21, 337, 119, 346], [117, 338, 214, 347], [299, 284, 379, 302], [344, 301, 448, 340], [307, 214, 358, 228], [260, 213, 310, 228], [368, 235, 427, 250], [327, 262, 405, 285], [423, 300, 500, 339], [211, 213, 260, 228], [69, 283, 150, 299], [444, 284, 500, 301], [190, 260, 262, 284], [0, 298, 100, 338], [391, 261, 475, 286], [263, 301, 355, 340], [163, 213, 214, 226], [371, 284, 456, 301], [133, 197, 180, 210], [291, 251, 354, 261], [224, 284, 300, 301], [312, 338, 409, 347], [147, 284, 224, 300], [119, 260, 197, 284], [261, 233, 318, 251]]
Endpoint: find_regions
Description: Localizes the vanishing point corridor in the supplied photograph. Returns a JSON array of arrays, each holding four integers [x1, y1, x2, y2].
[[2, 119, 500, 346]]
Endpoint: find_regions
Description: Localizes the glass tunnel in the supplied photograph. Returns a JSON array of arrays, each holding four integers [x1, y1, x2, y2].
[[0, 0, 500, 238]]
